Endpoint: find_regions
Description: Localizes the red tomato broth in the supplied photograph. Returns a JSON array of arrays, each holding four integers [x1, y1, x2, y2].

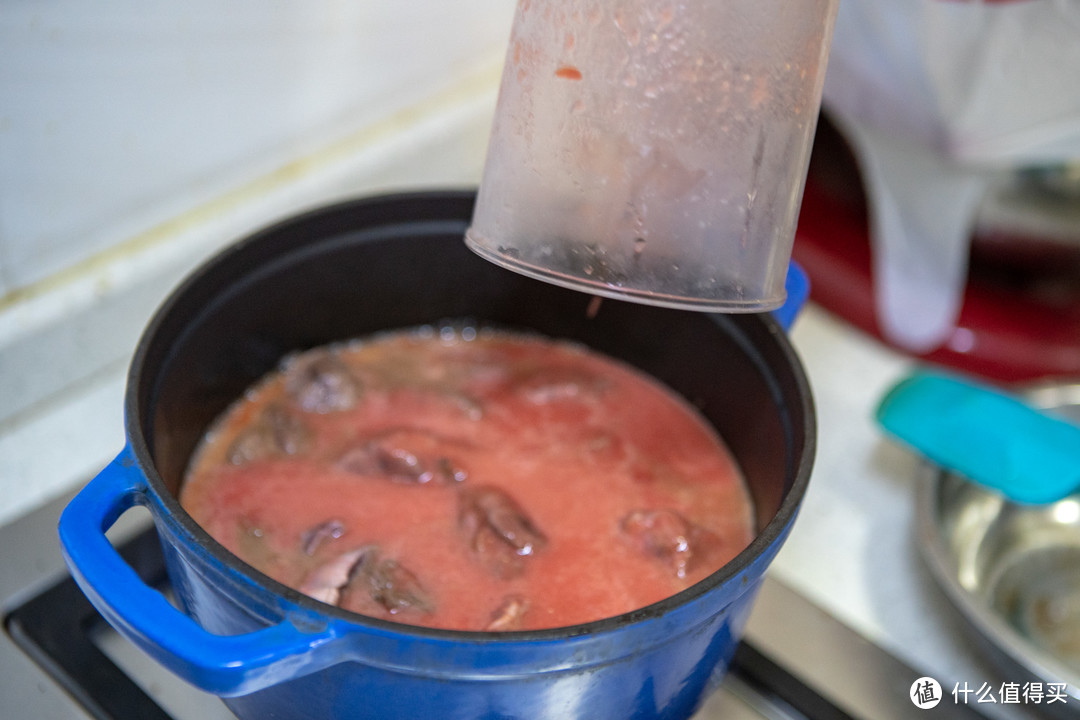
[[180, 327, 755, 631]]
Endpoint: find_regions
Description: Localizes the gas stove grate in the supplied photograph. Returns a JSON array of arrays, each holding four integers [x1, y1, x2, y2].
[[6, 530, 174, 719]]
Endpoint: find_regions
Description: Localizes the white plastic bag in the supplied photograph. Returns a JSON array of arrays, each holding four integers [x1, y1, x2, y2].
[[822, 0, 1080, 351]]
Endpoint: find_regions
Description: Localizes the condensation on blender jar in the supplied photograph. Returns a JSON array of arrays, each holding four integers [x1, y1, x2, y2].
[[467, 0, 839, 312]]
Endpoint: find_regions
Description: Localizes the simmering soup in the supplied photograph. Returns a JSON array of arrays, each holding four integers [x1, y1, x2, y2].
[[180, 327, 754, 631]]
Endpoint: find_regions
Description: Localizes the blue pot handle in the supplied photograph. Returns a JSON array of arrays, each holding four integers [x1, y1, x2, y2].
[[771, 261, 810, 332], [58, 446, 348, 697]]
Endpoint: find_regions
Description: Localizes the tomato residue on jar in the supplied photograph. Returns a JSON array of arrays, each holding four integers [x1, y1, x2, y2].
[[555, 65, 583, 80], [180, 328, 754, 632]]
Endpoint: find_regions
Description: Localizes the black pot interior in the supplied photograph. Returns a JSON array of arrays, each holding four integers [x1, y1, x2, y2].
[[132, 191, 811, 543]]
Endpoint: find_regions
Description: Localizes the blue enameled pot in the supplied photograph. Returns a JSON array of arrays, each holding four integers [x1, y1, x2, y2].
[[58, 192, 815, 720]]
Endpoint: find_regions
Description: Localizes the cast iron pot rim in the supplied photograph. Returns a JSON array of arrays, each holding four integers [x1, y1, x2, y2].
[[124, 189, 816, 644]]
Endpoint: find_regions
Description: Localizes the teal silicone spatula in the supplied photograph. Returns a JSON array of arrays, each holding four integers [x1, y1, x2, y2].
[[875, 372, 1080, 505]]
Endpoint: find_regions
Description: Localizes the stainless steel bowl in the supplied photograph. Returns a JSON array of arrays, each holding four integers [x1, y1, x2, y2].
[[917, 382, 1080, 713]]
